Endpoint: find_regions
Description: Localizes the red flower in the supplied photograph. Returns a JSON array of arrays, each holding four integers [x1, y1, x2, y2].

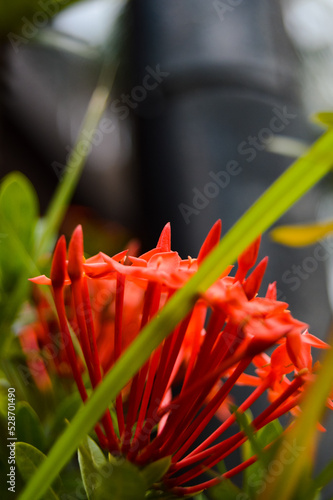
[[28, 221, 331, 496]]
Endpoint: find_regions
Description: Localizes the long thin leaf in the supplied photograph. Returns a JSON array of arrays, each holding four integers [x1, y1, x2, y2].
[[19, 130, 333, 500]]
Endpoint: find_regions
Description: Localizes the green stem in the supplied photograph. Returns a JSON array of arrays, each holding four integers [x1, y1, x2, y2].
[[19, 130, 333, 500]]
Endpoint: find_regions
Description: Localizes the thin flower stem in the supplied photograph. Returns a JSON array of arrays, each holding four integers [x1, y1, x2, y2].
[[115, 272, 126, 437], [53, 286, 108, 448], [171, 358, 252, 462], [186, 378, 271, 459]]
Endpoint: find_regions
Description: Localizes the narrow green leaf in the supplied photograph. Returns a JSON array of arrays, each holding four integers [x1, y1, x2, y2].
[[241, 418, 283, 498], [15, 442, 61, 499], [140, 456, 172, 488], [15, 402, 45, 451], [20, 130, 333, 500], [311, 459, 333, 495]]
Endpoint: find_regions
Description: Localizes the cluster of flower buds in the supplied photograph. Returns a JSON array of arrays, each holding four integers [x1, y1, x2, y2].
[[27, 221, 331, 495]]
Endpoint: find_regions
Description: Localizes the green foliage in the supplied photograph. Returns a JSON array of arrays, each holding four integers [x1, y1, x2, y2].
[[78, 435, 146, 500], [209, 480, 242, 500], [236, 410, 283, 499], [312, 112, 333, 128], [16, 442, 62, 499], [308, 458, 333, 498], [16, 401, 46, 451], [141, 456, 172, 489], [0, 0, 80, 39], [0, 172, 39, 328]]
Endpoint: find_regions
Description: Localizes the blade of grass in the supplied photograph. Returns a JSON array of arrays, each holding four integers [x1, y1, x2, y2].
[[19, 130, 333, 500]]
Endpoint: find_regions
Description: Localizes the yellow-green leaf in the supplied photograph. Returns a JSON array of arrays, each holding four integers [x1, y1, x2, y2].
[[270, 220, 333, 246], [312, 112, 333, 128]]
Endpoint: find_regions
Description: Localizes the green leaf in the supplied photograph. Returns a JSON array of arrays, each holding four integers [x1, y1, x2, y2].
[[140, 456, 172, 488], [15, 442, 61, 499], [15, 401, 45, 451], [0, 172, 39, 288], [19, 129, 333, 500], [209, 478, 242, 500], [312, 112, 333, 128], [78, 435, 107, 499], [78, 437, 145, 500], [78, 435, 146, 500], [303, 458, 333, 499], [240, 418, 283, 498], [0, 171, 38, 250], [0, 172, 41, 329]]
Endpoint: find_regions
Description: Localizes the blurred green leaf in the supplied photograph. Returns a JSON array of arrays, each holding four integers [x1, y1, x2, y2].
[[78, 435, 145, 500], [16, 442, 61, 499], [312, 112, 333, 128], [0, 172, 40, 342], [140, 456, 171, 489], [49, 392, 82, 445], [239, 416, 283, 499], [1, 0, 80, 39], [16, 401, 45, 451], [209, 478, 242, 500], [0, 172, 39, 288], [270, 220, 333, 247]]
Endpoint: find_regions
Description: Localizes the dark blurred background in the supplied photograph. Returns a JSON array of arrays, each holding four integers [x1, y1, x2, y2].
[[1, 0, 333, 496]]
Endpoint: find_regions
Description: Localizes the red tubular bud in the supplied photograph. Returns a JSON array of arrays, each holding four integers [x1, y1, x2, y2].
[[236, 236, 261, 282], [198, 219, 222, 265], [243, 256, 268, 299], [68, 225, 84, 281], [156, 222, 171, 252], [50, 236, 67, 288]]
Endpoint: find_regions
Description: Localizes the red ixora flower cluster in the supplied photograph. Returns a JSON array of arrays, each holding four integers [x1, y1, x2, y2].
[[28, 221, 332, 496]]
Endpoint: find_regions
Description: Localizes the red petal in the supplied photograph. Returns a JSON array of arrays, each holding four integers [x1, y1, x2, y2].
[[197, 220, 222, 265], [302, 331, 329, 349], [29, 275, 52, 285]]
